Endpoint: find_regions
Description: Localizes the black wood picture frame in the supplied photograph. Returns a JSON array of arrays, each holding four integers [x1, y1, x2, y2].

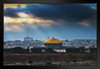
[[0, 0, 99, 69]]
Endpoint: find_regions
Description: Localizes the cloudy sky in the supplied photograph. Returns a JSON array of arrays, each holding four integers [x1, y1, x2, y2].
[[4, 4, 97, 41]]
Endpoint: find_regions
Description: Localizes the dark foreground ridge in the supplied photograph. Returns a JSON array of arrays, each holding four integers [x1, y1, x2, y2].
[[4, 54, 97, 66]]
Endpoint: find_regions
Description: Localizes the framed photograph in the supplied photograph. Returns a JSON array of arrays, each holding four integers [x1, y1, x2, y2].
[[1, 0, 99, 69]]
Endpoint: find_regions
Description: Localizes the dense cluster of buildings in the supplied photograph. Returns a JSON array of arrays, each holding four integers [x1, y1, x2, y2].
[[4, 36, 44, 48], [4, 36, 96, 48], [4, 36, 97, 54]]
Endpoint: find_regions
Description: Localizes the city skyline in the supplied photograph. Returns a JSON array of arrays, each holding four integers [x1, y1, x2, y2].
[[4, 4, 97, 41], [4, 36, 97, 41]]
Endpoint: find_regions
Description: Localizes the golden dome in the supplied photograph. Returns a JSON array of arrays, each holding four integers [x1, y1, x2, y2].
[[44, 38, 62, 44]]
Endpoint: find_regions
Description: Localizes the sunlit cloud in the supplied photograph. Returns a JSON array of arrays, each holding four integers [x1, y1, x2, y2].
[[78, 19, 91, 26], [4, 4, 27, 9], [17, 12, 30, 17], [4, 23, 24, 31], [91, 6, 96, 9], [4, 12, 55, 31], [4, 4, 40, 9], [83, 4, 96, 10], [4, 15, 54, 24], [78, 15, 96, 26]]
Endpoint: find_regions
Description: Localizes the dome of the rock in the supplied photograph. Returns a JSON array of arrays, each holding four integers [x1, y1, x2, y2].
[[44, 38, 62, 49], [44, 38, 62, 44]]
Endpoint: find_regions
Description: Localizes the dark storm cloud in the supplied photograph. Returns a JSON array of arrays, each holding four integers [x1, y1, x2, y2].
[[4, 8, 20, 18], [4, 4, 96, 23], [24, 4, 96, 22]]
